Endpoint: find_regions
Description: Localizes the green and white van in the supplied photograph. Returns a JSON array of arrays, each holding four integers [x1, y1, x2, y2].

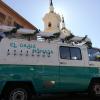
[[0, 37, 100, 100]]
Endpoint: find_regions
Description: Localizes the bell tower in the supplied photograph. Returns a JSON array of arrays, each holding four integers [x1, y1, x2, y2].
[[60, 16, 71, 39], [43, 0, 61, 33]]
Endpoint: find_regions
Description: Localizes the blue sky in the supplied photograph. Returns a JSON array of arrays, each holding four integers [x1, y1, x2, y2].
[[3, 0, 100, 47]]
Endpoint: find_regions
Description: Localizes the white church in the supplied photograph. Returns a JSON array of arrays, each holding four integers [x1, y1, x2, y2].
[[0, 0, 92, 47], [40, 0, 91, 46]]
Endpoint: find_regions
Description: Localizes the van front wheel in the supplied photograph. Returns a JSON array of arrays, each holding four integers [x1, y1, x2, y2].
[[9, 88, 28, 100], [3, 86, 33, 100]]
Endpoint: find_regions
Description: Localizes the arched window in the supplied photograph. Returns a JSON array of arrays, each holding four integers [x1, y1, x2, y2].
[[48, 22, 52, 27], [0, 12, 6, 24], [7, 16, 12, 26], [57, 24, 59, 28]]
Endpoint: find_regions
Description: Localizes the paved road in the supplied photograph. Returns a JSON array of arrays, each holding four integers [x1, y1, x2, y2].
[[33, 94, 99, 100], [1, 93, 99, 100]]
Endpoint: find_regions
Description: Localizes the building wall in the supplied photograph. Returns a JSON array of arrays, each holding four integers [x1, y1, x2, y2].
[[0, 1, 37, 30]]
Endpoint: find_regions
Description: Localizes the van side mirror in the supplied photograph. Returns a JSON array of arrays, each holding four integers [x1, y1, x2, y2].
[[96, 55, 100, 61]]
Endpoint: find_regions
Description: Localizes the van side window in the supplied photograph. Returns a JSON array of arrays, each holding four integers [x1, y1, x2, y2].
[[60, 46, 70, 59], [60, 46, 82, 60], [70, 47, 82, 60], [88, 48, 100, 61]]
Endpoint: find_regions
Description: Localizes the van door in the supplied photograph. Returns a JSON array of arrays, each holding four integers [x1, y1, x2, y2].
[[39, 43, 60, 93], [59, 46, 90, 92], [88, 48, 100, 79]]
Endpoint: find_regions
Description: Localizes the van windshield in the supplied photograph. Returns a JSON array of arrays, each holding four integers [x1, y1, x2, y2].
[[88, 48, 100, 61]]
